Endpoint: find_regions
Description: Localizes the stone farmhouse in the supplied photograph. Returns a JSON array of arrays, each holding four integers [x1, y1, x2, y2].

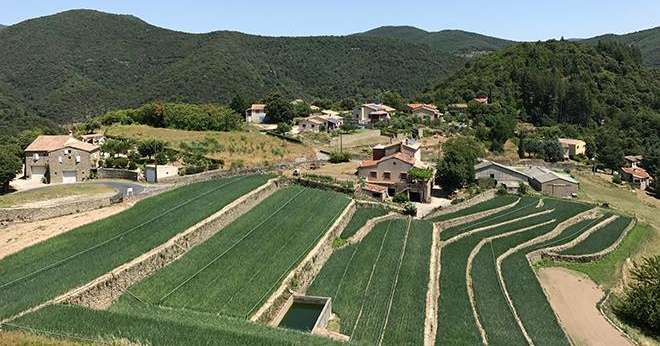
[[407, 103, 442, 120], [357, 140, 433, 203], [352, 103, 395, 125], [245, 104, 267, 124], [24, 135, 100, 184], [558, 138, 586, 158], [621, 155, 651, 190], [474, 160, 579, 197], [298, 114, 344, 133]]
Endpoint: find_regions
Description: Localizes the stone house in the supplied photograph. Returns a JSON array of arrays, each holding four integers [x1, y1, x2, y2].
[[620, 166, 651, 190], [24, 135, 100, 184], [524, 166, 579, 198], [474, 160, 530, 193], [558, 138, 586, 158], [624, 155, 643, 168], [298, 114, 344, 133], [245, 104, 267, 124], [357, 140, 433, 202], [352, 103, 395, 125], [407, 103, 442, 120]]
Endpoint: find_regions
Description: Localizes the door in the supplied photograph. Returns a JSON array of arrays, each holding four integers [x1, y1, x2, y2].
[[62, 171, 77, 184], [30, 166, 46, 181]]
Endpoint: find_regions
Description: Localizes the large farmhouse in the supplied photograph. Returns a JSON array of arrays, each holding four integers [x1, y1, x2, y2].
[[24, 135, 100, 184], [245, 104, 267, 124], [407, 103, 442, 120], [474, 160, 579, 197], [357, 140, 433, 203], [352, 103, 395, 125]]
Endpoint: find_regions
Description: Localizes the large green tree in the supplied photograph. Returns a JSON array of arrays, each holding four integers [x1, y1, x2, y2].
[[436, 136, 484, 192], [264, 94, 294, 124], [614, 256, 660, 335], [0, 145, 22, 192]]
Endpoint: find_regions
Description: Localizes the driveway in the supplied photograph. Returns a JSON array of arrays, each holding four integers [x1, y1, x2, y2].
[[414, 197, 452, 218], [95, 181, 147, 197]]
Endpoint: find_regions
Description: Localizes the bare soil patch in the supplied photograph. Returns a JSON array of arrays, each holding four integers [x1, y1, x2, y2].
[[537, 267, 632, 346]]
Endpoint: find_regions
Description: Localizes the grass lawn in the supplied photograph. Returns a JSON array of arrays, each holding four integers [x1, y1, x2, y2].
[[106, 124, 314, 168], [0, 184, 116, 208]]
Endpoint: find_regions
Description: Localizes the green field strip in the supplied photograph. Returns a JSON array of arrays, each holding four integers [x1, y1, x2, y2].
[[440, 196, 540, 241], [0, 174, 269, 320], [498, 202, 594, 345], [380, 220, 432, 346], [7, 304, 338, 346], [340, 205, 389, 239], [435, 206, 559, 345], [428, 195, 518, 222], [121, 186, 350, 318], [559, 216, 633, 255]]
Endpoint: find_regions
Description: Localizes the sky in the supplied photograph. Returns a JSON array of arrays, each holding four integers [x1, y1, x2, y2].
[[1, 0, 659, 41]]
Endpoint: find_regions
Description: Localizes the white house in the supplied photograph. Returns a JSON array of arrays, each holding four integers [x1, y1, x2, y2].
[[245, 104, 267, 124]]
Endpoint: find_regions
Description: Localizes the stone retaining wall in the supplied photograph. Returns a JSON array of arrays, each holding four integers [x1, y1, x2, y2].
[[0, 192, 122, 223], [62, 178, 281, 309], [97, 168, 138, 181], [251, 200, 357, 323], [424, 189, 496, 220]]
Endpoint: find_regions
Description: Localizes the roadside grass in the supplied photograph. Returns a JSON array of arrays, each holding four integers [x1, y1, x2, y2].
[[0, 174, 269, 320], [7, 304, 337, 346], [0, 184, 116, 208], [119, 186, 350, 318], [339, 205, 389, 239], [427, 195, 518, 222], [308, 219, 431, 345], [105, 124, 314, 168], [439, 196, 539, 241], [538, 223, 657, 288], [0, 330, 89, 345], [559, 216, 632, 255]]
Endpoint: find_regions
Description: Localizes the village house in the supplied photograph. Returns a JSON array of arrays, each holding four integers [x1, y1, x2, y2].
[[80, 133, 105, 146], [298, 114, 344, 133], [357, 140, 433, 203], [558, 138, 586, 159], [407, 103, 442, 120], [620, 156, 650, 190], [352, 103, 396, 125], [245, 104, 267, 124], [24, 135, 100, 184], [624, 155, 643, 168], [474, 160, 579, 197]]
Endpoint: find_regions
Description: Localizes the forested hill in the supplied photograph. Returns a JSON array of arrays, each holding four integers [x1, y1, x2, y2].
[[0, 9, 462, 127], [356, 26, 516, 55], [583, 26, 660, 68]]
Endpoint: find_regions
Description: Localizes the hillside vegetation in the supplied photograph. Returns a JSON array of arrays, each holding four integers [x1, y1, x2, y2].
[[358, 26, 516, 55], [0, 10, 460, 126], [584, 26, 660, 68]]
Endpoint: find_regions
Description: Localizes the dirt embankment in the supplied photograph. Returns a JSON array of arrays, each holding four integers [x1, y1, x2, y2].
[[537, 267, 632, 346]]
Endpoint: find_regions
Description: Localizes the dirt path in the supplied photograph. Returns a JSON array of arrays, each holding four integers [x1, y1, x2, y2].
[[0, 203, 131, 260], [537, 267, 632, 346]]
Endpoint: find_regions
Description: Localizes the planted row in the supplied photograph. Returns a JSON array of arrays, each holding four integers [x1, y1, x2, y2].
[[428, 195, 518, 222], [560, 215, 632, 255], [339, 205, 389, 239], [119, 186, 350, 318], [0, 174, 269, 320]]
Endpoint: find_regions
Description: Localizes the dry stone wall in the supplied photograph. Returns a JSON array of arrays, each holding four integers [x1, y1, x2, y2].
[[0, 192, 121, 223]]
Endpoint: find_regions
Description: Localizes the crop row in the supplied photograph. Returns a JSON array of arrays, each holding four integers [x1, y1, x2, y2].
[[440, 196, 539, 241], [498, 200, 594, 345], [0, 174, 269, 320], [119, 186, 350, 318], [560, 215, 632, 255], [428, 195, 518, 222], [339, 205, 389, 239], [308, 218, 432, 345], [7, 304, 337, 346], [435, 197, 591, 345]]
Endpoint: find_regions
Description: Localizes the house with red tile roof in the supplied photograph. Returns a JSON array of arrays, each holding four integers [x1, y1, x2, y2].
[[352, 103, 396, 124], [620, 166, 651, 190], [407, 103, 442, 120], [24, 135, 100, 184], [357, 139, 433, 202]]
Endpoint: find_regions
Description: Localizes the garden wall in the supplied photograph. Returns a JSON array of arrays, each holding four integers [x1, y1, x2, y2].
[[251, 200, 356, 323], [0, 191, 122, 223], [97, 168, 139, 181], [61, 178, 281, 309]]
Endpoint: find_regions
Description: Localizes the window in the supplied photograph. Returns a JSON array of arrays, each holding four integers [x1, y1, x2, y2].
[[64, 149, 71, 155], [58, 156, 63, 163], [490, 174, 495, 179], [33, 153, 39, 160], [75, 156, 81, 163], [383, 172, 391, 180], [400, 172, 407, 180], [369, 171, 377, 179]]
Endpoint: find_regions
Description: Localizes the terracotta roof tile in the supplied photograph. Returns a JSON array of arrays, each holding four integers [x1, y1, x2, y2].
[[621, 167, 650, 179], [25, 135, 99, 153]]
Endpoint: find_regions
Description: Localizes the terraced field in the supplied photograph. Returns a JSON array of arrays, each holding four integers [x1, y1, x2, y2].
[[117, 186, 350, 318], [309, 218, 433, 345], [435, 196, 593, 345], [428, 195, 518, 222], [559, 215, 633, 255], [0, 175, 270, 320], [339, 205, 389, 239]]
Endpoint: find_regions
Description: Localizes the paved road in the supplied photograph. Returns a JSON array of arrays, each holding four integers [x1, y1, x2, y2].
[[95, 181, 146, 197]]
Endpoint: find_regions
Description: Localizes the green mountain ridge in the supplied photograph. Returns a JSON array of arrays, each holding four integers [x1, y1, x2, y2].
[[0, 10, 463, 126], [583, 26, 660, 67], [356, 25, 517, 55]]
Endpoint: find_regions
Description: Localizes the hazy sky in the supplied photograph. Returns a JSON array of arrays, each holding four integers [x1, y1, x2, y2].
[[1, 0, 659, 40]]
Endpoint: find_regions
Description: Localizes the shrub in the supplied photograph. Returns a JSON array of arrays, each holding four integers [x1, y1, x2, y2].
[[518, 183, 529, 195], [612, 173, 622, 184], [409, 167, 434, 181], [477, 177, 496, 190], [613, 256, 660, 335], [496, 184, 508, 195], [393, 193, 410, 204], [402, 202, 417, 216], [329, 151, 351, 163]]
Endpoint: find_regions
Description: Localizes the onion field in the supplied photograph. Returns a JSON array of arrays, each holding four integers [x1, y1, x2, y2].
[[559, 215, 633, 255], [428, 195, 518, 222], [339, 205, 389, 239], [309, 218, 433, 345], [0, 174, 269, 320], [116, 186, 350, 318], [435, 197, 592, 345]]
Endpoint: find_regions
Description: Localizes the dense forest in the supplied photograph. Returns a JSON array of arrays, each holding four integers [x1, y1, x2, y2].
[[0, 9, 464, 130]]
